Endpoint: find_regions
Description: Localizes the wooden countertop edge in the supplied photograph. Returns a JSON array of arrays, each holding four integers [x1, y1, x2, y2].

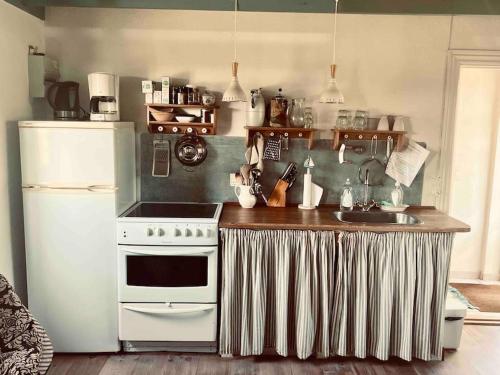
[[219, 204, 471, 233]]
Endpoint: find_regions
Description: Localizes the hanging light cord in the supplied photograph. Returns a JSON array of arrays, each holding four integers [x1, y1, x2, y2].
[[332, 0, 339, 64], [233, 0, 238, 62]]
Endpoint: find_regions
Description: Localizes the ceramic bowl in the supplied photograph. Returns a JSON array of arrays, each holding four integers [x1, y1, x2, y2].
[[150, 110, 175, 122], [175, 115, 196, 123]]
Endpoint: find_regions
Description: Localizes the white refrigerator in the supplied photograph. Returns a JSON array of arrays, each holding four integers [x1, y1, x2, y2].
[[19, 121, 136, 352]]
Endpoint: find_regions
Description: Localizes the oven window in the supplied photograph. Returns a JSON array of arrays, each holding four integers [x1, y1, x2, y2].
[[127, 256, 208, 287]]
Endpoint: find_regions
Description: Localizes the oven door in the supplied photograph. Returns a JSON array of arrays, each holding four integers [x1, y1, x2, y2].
[[118, 245, 217, 303]]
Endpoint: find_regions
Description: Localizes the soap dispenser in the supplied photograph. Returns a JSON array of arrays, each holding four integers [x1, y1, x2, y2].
[[340, 178, 354, 212], [391, 181, 404, 207]]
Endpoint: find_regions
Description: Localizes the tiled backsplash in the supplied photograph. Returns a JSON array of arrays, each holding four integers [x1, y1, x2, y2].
[[140, 133, 424, 205]]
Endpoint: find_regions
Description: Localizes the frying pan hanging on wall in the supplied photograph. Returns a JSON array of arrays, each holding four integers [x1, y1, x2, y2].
[[174, 129, 208, 167]]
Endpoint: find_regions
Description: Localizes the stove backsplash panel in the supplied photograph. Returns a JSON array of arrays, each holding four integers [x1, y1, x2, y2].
[[140, 133, 424, 205]]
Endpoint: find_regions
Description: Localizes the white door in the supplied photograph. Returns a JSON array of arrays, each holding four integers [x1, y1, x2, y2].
[[19, 123, 116, 186], [23, 187, 120, 352]]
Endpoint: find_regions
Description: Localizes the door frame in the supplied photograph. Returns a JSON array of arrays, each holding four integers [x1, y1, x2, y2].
[[437, 49, 500, 212]]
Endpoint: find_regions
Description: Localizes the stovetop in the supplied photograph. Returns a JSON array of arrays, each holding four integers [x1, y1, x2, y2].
[[119, 202, 223, 223]]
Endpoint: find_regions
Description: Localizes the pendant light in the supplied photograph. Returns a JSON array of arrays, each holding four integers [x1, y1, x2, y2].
[[222, 0, 246, 102], [320, 0, 344, 104]]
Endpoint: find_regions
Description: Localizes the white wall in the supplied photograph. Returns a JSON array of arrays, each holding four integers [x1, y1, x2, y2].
[[0, 0, 45, 302], [448, 66, 500, 280], [44, 7, 455, 205]]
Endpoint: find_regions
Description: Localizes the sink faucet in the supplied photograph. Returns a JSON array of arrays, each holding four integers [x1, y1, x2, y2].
[[356, 170, 377, 212]]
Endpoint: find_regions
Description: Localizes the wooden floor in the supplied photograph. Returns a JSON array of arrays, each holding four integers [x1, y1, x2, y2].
[[47, 325, 500, 375]]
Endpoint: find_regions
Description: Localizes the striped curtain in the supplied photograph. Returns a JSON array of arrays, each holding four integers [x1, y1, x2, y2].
[[219, 229, 454, 361]]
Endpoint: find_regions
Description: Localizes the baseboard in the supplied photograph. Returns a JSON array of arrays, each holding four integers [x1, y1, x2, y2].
[[450, 271, 481, 280], [480, 273, 500, 282]]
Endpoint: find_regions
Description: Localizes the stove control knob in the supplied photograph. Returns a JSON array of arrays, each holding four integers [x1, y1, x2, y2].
[[146, 228, 154, 237], [174, 228, 182, 237], [205, 229, 212, 237], [184, 228, 192, 237], [156, 228, 165, 237], [195, 228, 203, 237]]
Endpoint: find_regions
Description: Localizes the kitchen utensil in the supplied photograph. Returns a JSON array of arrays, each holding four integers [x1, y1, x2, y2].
[[287, 98, 306, 127], [393, 116, 406, 131], [175, 115, 196, 123], [377, 116, 390, 131], [270, 88, 288, 127], [263, 137, 281, 161], [246, 88, 265, 127], [174, 129, 208, 166], [281, 162, 298, 191], [384, 136, 393, 164], [240, 164, 251, 185], [150, 109, 175, 122], [47, 81, 82, 120], [250, 182, 268, 205], [358, 136, 385, 186], [338, 143, 352, 164], [152, 139, 170, 177], [235, 185, 257, 208]]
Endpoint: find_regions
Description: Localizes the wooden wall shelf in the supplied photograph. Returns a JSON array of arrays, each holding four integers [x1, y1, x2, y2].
[[146, 104, 219, 135], [245, 126, 316, 149], [331, 129, 407, 151]]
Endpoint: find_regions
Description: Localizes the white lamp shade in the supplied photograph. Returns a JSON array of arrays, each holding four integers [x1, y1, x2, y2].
[[222, 62, 247, 102], [319, 64, 344, 103], [319, 78, 344, 104]]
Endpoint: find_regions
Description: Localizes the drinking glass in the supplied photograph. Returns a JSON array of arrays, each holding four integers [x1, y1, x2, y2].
[[353, 110, 368, 130], [336, 110, 351, 129]]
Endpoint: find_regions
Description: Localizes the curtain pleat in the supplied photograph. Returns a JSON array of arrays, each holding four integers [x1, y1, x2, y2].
[[220, 229, 454, 361]]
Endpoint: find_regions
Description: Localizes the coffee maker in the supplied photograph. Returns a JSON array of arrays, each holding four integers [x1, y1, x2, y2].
[[88, 72, 120, 121]]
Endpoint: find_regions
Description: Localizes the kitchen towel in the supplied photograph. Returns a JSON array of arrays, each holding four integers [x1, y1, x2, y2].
[[219, 229, 454, 361]]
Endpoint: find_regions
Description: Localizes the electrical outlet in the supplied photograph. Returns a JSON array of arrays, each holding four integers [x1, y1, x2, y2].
[[229, 173, 238, 187]]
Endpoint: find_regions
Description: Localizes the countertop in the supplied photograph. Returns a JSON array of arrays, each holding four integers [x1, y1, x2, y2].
[[219, 205, 470, 233]]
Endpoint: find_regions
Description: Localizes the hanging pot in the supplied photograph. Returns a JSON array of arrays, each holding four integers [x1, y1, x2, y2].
[[174, 129, 208, 167]]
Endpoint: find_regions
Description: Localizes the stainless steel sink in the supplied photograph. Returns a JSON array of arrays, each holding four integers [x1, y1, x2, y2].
[[332, 211, 421, 225]]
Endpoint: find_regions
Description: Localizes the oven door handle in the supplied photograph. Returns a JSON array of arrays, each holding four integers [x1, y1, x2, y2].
[[123, 305, 215, 315], [123, 248, 216, 256]]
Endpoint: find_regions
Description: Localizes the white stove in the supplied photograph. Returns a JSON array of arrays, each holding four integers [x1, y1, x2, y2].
[[116, 202, 222, 353]]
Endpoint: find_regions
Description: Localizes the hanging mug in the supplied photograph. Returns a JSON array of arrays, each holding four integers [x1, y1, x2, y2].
[[235, 185, 257, 208]]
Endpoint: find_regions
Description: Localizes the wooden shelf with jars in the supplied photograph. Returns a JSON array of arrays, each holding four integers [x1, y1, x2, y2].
[[245, 126, 317, 150], [331, 129, 407, 151], [146, 104, 219, 135]]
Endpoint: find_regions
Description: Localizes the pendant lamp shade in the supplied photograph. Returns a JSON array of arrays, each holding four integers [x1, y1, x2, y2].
[[320, 0, 344, 104], [319, 64, 344, 103], [222, 0, 246, 102], [222, 62, 246, 102]]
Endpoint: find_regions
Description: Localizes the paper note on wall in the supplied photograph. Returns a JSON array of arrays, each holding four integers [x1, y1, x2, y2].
[[385, 140, 430, 187]]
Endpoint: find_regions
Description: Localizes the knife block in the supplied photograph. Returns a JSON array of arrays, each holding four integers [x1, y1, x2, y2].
[[267, 179, 288, 207]]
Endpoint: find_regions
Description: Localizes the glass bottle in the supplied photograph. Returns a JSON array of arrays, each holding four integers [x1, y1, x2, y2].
[[304, 107, 313, 129], [287, 98, 306, 127], [391, 181, 404, 207], [340, 178, 354, 211]]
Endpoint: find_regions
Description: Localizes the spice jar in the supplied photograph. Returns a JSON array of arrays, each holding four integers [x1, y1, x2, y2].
[[171, 86, 178, 105], [186, 85, 194, 104], [177, 87, 187, 105]]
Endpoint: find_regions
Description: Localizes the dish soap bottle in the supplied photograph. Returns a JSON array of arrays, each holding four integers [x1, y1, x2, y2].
[[391, 181, 404, 207], [340, 178, 354, 211]]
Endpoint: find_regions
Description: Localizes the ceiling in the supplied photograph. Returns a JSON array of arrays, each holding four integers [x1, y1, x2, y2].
[[8, 0, 500, 20]]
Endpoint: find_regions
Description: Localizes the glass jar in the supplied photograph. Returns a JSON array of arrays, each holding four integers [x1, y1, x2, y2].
[[287, 98, 306, 128], [353, 110, 368, 130], [336, 110, 352, 129], [171, 86, 178, 104], [192, 88, 200, 104], [304, 107, 313, 129], [186, 85, 194, 104], [177, 87, 187, 105]]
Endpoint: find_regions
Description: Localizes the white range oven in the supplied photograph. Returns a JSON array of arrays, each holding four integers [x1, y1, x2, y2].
[[116, 202, 222, 353]]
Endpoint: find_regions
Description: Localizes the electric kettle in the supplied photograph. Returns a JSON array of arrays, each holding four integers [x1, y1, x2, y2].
[[47, 81, 81, 120]]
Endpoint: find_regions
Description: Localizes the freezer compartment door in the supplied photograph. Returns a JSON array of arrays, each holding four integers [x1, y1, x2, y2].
[[19, 125, 116, 186], [23, 188, 120, 352]]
